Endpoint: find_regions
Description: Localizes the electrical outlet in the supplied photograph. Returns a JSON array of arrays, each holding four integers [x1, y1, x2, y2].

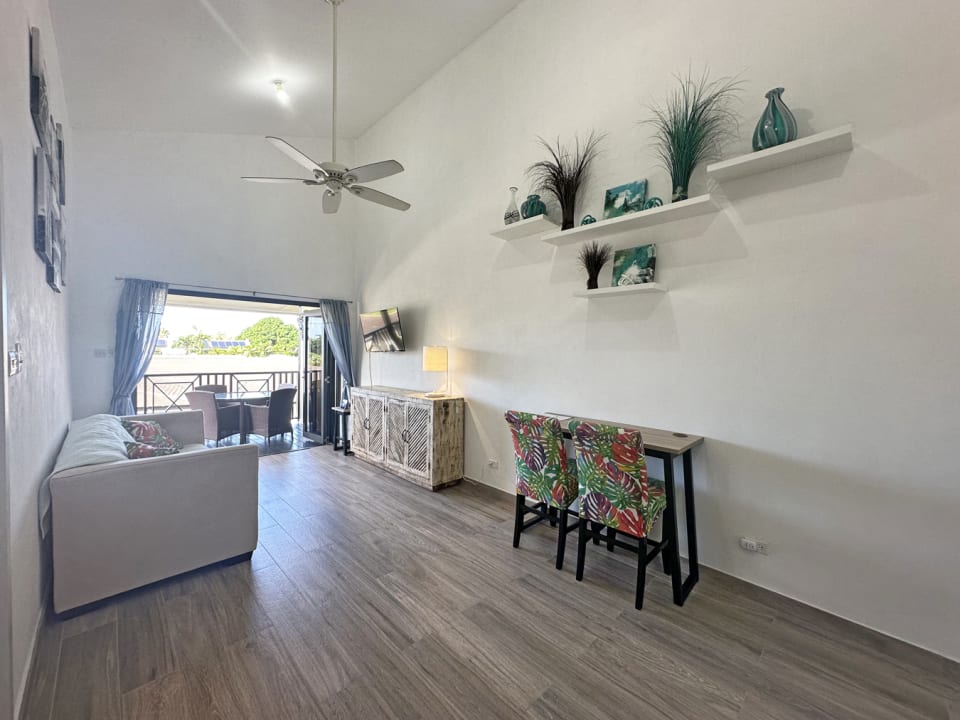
[[93, 348, 114, 359], [739, 536, 768, 555], [487, 458, 499, 470], [7, 343, 23, 376]]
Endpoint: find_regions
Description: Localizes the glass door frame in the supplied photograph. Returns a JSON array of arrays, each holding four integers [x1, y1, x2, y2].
[[300, 310, 344, 444]]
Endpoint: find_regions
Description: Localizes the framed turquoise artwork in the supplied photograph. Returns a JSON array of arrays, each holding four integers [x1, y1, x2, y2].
[[612, 244, 657, 285], [603, 179, 648, 219]]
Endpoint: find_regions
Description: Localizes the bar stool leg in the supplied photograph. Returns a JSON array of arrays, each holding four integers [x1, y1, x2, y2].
[[635, 537, 648, 610], [512, 494, 524, 548], [575, 519, 588, 581], [555, 508, 569, 570]]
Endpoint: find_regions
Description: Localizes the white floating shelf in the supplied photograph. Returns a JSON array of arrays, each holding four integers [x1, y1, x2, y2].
[[574, 283, 666, 299], [490, 214, 558, 240], [706, 124, 854, 183], [541, 195, 718, 247]]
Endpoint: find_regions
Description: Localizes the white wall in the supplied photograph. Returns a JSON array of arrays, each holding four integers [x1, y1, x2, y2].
[[0, 0, 73, 714], [69, 130, 357, 418], [0, 133, 12, 720], [353, 0, 960, 660]]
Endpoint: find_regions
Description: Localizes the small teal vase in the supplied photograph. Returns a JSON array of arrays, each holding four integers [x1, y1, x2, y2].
[[752, 87, 798, 151], [580, 214, 597, 225], [520, 194, 546, 219]]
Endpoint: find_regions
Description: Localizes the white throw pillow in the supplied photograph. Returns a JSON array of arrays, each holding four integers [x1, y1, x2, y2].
[[52, 414, 135, 475]]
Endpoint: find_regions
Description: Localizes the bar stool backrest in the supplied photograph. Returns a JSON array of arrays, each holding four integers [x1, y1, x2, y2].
[[568, 420, 655, 539], [504, 410, 577, 509]]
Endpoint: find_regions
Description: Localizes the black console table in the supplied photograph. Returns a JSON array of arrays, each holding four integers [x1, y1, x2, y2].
[[331, 407, 353, 456]]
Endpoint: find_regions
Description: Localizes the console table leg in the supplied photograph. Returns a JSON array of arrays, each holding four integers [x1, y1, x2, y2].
[[661, 453, 683, 605], [680, 449, 700, 601]]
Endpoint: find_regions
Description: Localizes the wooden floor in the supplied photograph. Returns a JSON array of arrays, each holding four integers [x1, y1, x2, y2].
[[210, 420, 320, 456], [20, 447, 960, 719]]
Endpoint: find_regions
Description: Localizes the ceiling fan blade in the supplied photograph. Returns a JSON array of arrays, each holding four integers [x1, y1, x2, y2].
[[265, 136, 324, 173], [242, 176, 318, 184], [322, 189, 342, 214], [348, 185, 411, 212], [345, 159, 404, 184]]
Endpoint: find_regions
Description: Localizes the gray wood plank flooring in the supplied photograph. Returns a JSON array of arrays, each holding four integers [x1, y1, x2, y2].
[[20, 447, 959, 719]]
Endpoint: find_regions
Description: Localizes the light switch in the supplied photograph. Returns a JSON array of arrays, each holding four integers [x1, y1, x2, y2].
[[7, 342, 23, 376]]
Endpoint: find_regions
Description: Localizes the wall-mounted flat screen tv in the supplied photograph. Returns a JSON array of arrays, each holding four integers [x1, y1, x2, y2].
[[360, 307, 405, 352]]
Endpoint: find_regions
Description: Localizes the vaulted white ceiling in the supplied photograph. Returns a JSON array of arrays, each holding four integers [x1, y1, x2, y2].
[[49, 0, 521, 138]]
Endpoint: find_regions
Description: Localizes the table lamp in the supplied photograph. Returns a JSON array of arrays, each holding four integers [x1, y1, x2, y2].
[[422, 346, 449, 398]]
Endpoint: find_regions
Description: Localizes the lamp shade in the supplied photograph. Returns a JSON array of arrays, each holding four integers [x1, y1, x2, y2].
[[422, 345, 448, 373]]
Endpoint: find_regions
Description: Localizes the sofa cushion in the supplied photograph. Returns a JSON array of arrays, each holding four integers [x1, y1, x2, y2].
[[124, 441, 181, 459], [53, 414, 134, 475], [121, 419, 183, 451]]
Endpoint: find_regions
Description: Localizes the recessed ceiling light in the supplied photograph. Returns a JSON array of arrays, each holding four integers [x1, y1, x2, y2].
[[273, 79, 289, 105]]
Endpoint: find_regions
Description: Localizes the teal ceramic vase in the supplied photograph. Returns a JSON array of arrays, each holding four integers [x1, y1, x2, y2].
[[752, 87, 798, 151], [520, 194, 546, 219], [580, 214, 597, 225]]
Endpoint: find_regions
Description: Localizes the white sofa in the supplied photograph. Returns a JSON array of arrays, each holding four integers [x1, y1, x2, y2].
[[49, 410, 259, 613]]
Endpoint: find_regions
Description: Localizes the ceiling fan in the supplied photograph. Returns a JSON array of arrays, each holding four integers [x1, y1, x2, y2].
[[242, 0, 410, 214]]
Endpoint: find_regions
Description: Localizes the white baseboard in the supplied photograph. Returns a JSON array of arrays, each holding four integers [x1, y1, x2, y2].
[[466, 474, 957, 665], [13, 586, 48, 719]]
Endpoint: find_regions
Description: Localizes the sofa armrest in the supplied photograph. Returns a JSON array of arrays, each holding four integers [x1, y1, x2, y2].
[[123, 410, 204, 446]]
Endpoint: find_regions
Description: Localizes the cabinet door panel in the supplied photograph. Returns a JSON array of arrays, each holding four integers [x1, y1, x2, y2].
[[385, 399, 406, 469], [351, 393, 368, 453], [367, 396, 385, 459], [404, 402, 431, 478]]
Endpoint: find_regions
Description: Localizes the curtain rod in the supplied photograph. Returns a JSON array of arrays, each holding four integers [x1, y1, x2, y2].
[[113, 276, 353, 304]]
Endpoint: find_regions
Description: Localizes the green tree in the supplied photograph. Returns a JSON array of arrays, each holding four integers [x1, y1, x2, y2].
[[154, 326, 171, 354], [173, 331, 213, 355], [309, 336, 323, 369], [238, 317, 299, 357]]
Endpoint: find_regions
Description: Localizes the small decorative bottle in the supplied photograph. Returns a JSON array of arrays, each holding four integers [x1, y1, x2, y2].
[[752, 87, 799, 151], [503, 187, 521, 225], [520, 193, 546, 219]]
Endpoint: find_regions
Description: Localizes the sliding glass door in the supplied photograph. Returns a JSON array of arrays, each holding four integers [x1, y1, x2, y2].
[[300, 311, 342, 444]]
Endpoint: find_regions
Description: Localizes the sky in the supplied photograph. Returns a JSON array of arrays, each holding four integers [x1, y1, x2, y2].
[[160, 306, 298, 340]]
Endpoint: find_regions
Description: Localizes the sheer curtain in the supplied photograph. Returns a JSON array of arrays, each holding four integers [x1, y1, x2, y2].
[[110, 279, 168, 415], [319, 299, 357, 403]]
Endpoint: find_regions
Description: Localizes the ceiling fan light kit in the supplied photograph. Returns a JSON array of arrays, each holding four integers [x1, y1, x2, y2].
[[242, 0, 410, 214]]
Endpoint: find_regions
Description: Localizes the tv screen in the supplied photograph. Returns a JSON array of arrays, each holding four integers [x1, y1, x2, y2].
[[360, 307, 405, 352]]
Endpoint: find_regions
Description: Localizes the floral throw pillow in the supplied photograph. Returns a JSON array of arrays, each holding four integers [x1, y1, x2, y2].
[[125, 441, 180, 459], [121, 419, 182, 451]]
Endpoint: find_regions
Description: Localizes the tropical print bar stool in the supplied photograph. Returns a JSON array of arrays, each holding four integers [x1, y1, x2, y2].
[[568, 419, 670, 609], [504, 411, 581, 570]]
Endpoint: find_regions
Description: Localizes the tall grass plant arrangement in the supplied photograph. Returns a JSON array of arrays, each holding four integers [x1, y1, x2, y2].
[[645, 70, 741, 202], [526, 131, 605, 230]]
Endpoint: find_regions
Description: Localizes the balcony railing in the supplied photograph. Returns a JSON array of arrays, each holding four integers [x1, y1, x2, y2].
[[134, 370, 321, 416]]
